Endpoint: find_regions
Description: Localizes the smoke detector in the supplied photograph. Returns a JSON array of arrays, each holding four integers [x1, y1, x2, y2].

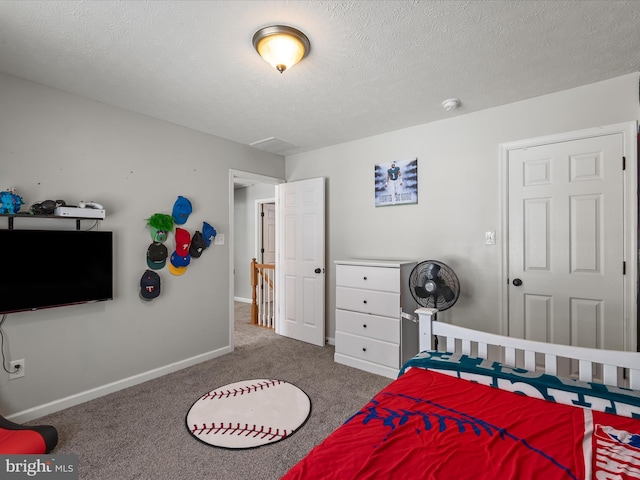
[[442, 98, 461, 111]]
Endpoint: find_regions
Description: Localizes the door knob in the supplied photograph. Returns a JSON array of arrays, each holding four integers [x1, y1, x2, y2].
[[314, 268, 321, 274], [512, 278, 523, 286]]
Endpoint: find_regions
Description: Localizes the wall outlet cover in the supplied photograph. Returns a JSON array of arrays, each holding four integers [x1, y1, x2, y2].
[[9, 359, 25, 380]]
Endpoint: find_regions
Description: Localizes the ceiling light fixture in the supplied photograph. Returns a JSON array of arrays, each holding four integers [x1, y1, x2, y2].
[[252, 25, 310, 74]]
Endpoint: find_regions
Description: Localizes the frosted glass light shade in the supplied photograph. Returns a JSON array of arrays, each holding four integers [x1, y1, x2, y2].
[[253, 25, 310, 73]]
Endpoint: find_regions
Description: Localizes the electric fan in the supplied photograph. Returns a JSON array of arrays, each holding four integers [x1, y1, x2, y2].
[[409, 260, 460, 311]]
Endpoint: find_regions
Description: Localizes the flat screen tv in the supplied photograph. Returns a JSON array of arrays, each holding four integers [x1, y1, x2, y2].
[[0, 229, 113, 314]]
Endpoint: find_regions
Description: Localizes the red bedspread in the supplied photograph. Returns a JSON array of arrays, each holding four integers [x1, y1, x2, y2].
[[283, 368, 640, 479]]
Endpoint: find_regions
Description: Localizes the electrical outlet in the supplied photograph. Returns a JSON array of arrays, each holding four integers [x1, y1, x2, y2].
[[9, 359, 25, 380], [214, 233, 224, 245]]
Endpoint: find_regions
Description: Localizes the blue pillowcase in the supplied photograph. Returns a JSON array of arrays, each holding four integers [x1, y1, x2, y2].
[[400, 351, 640, 419]]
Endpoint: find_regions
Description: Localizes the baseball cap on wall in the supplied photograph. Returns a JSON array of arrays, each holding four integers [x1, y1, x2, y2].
[[147, 242, 168, 270], [170, 251, 191, 268], [168, 262, 187, 276], [150, 227, 169, 243], [172, 196, 192, 225], [140, 270, 161, 300], [202, 222, 216, 247], [175, 228, 191, 256], [146, 213, 174, 243], [189, 231, 206, 258]]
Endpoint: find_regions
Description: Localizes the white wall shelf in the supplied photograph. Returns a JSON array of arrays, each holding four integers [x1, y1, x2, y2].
[[1, 213, 102, 231]]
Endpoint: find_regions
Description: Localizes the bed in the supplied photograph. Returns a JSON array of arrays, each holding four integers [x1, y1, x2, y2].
[[283, 308, 640, 479]]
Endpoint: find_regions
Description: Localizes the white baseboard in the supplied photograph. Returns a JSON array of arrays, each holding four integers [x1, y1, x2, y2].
[[8, 346, 232, 424], [234, 297, 252, 303]]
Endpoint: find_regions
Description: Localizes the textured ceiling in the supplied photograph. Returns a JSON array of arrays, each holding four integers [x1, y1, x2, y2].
[[0, 1, 639, 155]]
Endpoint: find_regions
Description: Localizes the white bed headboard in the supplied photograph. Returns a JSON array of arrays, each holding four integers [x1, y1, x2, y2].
[[416, 308, 640, 389]]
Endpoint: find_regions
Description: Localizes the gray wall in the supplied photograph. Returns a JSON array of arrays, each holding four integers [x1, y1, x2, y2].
[[286, 73, 640, 341], [0, 72, 285, 419], [233, 183, 276, 301], [2, 70, 638, 421]]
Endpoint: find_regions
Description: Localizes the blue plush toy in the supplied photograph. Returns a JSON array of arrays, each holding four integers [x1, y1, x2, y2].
[[0, 188, 24, 214]]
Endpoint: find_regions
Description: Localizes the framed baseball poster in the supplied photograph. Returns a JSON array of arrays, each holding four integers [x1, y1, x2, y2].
[[374, 158, 418, 207]]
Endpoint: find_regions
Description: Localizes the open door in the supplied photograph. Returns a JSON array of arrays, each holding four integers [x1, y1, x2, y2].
[[261, 202, 276, 264], [275, 177, 326, 346]]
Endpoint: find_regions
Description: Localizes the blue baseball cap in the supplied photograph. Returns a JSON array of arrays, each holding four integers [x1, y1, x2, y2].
[[170, 251, 191, 268], [172, 196, 192, 225], [202, 222, 216, 247]]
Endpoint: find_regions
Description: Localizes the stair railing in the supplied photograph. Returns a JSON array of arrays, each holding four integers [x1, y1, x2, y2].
[[250, 258, 276, 328]]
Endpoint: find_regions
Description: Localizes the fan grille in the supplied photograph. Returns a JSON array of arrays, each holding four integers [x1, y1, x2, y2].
[[409, 260, 460, 311]]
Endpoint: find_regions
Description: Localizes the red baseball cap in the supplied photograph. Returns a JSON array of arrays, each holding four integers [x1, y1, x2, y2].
[[175, 228, 191, 256]]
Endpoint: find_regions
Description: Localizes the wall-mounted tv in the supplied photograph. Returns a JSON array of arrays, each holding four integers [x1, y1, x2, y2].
[[0, 229, 113, 314]]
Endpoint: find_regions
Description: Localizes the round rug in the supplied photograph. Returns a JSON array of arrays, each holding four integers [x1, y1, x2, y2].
[[186, 379, 311, 449]]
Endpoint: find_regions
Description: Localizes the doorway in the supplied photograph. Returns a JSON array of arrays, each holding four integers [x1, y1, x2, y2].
[[259, 201, 276, 265], [254, 200, 276, 328], [229, 170, 283, 350], [499, 122, 637, 353]]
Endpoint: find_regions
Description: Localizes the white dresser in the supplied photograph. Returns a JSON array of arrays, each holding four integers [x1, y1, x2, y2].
[[334, 259, 419, 378]]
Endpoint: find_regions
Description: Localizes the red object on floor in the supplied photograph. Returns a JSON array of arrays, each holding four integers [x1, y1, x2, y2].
[[0, 415, 58, 454]]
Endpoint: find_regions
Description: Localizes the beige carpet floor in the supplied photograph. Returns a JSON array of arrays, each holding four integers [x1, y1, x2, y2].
[[29, 302, 392, 480]]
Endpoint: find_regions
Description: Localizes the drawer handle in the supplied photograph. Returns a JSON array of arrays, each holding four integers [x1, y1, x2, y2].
[[363, 324, 367, 328], [362, 347, 367, 352], [363, 300, 367, 304], [363, 276, 367, 280]]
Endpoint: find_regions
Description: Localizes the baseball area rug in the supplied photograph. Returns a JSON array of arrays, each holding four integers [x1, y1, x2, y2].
[[186, 379, 311, 449]]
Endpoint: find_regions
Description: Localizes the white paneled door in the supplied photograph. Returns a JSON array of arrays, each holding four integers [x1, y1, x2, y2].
[[508, 132, 625, 352], [261, 202, 276, 264], [276, 177, 325, 346]]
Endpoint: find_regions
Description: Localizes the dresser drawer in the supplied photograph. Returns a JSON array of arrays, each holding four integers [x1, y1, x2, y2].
[[335, 309, 399, 344], [336, 264, 400, 292], [336, 286, 400, 317], [335, 331, 399, 368]]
